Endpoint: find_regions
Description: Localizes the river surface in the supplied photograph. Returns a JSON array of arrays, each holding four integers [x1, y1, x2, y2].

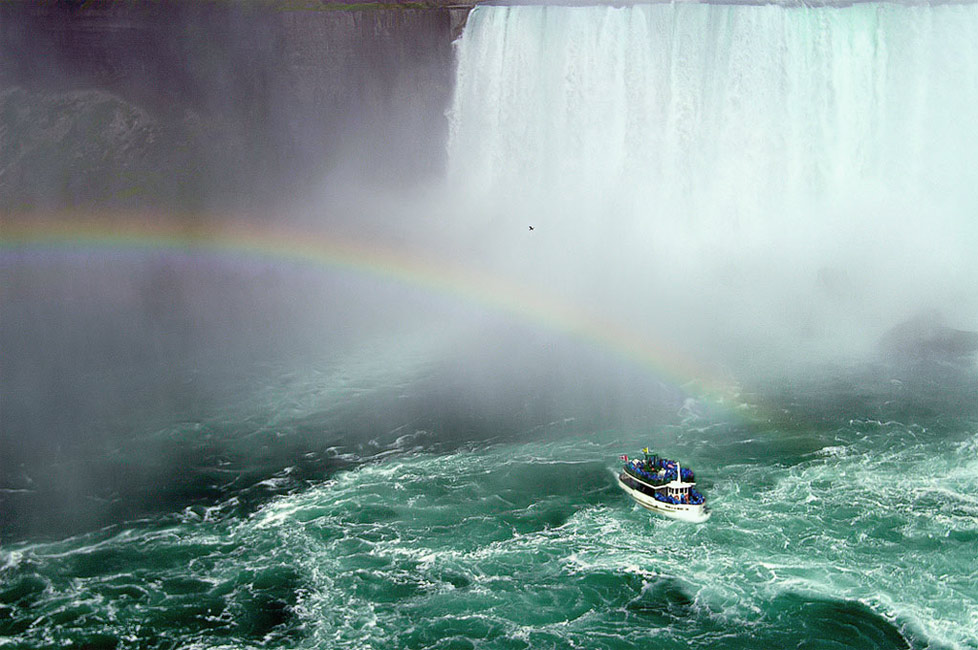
[[2, 365, 976, 650], [4, 2, 978, 648]]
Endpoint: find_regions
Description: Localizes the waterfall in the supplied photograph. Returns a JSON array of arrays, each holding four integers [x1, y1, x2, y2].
[[446, 3, 978, 365]]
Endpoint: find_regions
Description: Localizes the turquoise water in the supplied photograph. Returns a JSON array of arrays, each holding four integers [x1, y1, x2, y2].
[[3, 372, 976, 649], [4, 2, 978, 648]]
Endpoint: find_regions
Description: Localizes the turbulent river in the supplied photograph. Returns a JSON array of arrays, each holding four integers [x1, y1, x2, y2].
[[3, 2, 978, 649], [2, 372, 977, 649]]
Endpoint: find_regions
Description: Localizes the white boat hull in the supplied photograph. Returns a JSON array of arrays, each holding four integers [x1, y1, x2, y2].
[[617, 474, 710, 523]]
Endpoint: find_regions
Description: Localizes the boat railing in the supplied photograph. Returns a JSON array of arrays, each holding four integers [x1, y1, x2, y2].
[[652, 489, 706, 506]]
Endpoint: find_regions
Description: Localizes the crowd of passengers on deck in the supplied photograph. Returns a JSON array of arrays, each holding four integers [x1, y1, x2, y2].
[[623, 458, 705, 505], [625, 459, 695, 484], [653, 489, 705, 505]]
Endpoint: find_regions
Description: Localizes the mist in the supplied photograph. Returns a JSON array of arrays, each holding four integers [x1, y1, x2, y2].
[[445, 3, 978, 374], [3, 1, 978, 542]]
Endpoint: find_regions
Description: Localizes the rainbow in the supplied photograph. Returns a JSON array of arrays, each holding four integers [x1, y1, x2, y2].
[[1, 216, 737, 405]]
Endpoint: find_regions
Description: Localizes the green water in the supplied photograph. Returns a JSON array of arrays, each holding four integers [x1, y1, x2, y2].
[[4, 2, 978, 647], [2, 373, 976, 650]]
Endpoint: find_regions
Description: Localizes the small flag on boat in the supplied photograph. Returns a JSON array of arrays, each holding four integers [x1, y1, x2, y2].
[[619, 454, 628, 461]]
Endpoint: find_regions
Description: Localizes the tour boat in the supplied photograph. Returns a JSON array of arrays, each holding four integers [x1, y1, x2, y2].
[[617, 448, 710, 522]]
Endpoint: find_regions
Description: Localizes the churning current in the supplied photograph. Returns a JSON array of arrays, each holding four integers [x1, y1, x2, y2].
[[2, 3, 978, 650]]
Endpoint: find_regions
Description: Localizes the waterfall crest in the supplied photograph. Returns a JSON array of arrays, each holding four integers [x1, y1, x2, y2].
[[450, 3, 978, 224], [447, 3, 978, 365]]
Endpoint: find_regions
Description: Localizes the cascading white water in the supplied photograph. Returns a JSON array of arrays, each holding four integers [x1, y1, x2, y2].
[[447, 3, 978, 367]]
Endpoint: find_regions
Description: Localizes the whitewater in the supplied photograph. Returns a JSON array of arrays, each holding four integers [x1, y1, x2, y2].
[[3, 3, 978, 649], [448, 2, 978, 369], [3, 407, 977, 648]]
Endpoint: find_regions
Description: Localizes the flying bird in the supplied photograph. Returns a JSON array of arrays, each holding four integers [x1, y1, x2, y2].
[[528, 225, 534, 231]]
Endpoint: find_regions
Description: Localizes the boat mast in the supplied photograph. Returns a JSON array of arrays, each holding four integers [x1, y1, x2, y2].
[[676, 460, 682, 501]]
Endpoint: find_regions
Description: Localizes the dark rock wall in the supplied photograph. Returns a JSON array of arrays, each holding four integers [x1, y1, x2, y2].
[[0, 0, 468, 211], [0, 2, 477, 541]]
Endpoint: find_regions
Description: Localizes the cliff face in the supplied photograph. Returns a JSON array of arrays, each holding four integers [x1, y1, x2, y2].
[[0, 1, 471, 211]]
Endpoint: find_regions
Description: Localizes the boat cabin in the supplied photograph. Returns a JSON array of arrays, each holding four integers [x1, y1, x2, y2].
[[666, 480, 694, 503]]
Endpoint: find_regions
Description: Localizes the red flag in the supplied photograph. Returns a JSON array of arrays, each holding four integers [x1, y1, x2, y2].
[[619, 454, 628, 461]]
